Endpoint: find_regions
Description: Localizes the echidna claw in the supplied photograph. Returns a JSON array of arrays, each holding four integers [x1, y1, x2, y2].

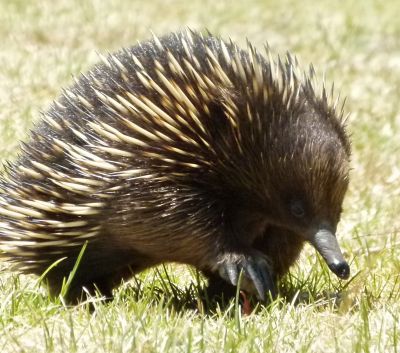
[[224, 262, 239, 286], [217, 253, 276, 301]]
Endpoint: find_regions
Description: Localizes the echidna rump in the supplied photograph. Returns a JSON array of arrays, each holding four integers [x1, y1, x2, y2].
[[0, 30, 351, 302]]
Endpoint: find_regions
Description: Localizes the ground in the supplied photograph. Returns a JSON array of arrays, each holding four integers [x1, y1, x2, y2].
[[0, 0, 399, 352]]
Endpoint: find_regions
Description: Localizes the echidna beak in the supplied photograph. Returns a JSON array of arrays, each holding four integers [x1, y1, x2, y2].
[[309, 228, 350, 280]]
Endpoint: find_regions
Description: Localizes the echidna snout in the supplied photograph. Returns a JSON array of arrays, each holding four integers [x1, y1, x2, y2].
[[310, 228, 350, 279], [0, 29, 351, 303]]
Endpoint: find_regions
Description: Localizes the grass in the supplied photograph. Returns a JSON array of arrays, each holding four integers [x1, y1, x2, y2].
[[0, 0, 400, 351]]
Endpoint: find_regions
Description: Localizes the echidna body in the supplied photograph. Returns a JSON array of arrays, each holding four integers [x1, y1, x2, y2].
[[0, 30, 350, 302]]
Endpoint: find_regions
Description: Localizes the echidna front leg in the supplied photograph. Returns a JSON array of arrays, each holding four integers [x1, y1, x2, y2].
[[215, 251, 276, 301]]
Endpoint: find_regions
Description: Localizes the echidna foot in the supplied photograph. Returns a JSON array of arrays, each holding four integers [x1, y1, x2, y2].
[[216, 252, 276, 301]]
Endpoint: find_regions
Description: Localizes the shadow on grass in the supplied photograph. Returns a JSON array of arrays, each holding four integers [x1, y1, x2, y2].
[[107, 265, 354, 316]]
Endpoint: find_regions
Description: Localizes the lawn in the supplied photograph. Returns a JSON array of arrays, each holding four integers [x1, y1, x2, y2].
[[0, 0, 399, 352]]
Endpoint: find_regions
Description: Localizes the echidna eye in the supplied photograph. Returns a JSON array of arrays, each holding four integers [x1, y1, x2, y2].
[[290, 200, 306, 218]]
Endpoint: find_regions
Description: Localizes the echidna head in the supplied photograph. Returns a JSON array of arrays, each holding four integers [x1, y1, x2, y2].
[[267, 118, 351, 279]]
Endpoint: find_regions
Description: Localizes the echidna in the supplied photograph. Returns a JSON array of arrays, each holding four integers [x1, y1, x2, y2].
[[0, 29, 351, 303]]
